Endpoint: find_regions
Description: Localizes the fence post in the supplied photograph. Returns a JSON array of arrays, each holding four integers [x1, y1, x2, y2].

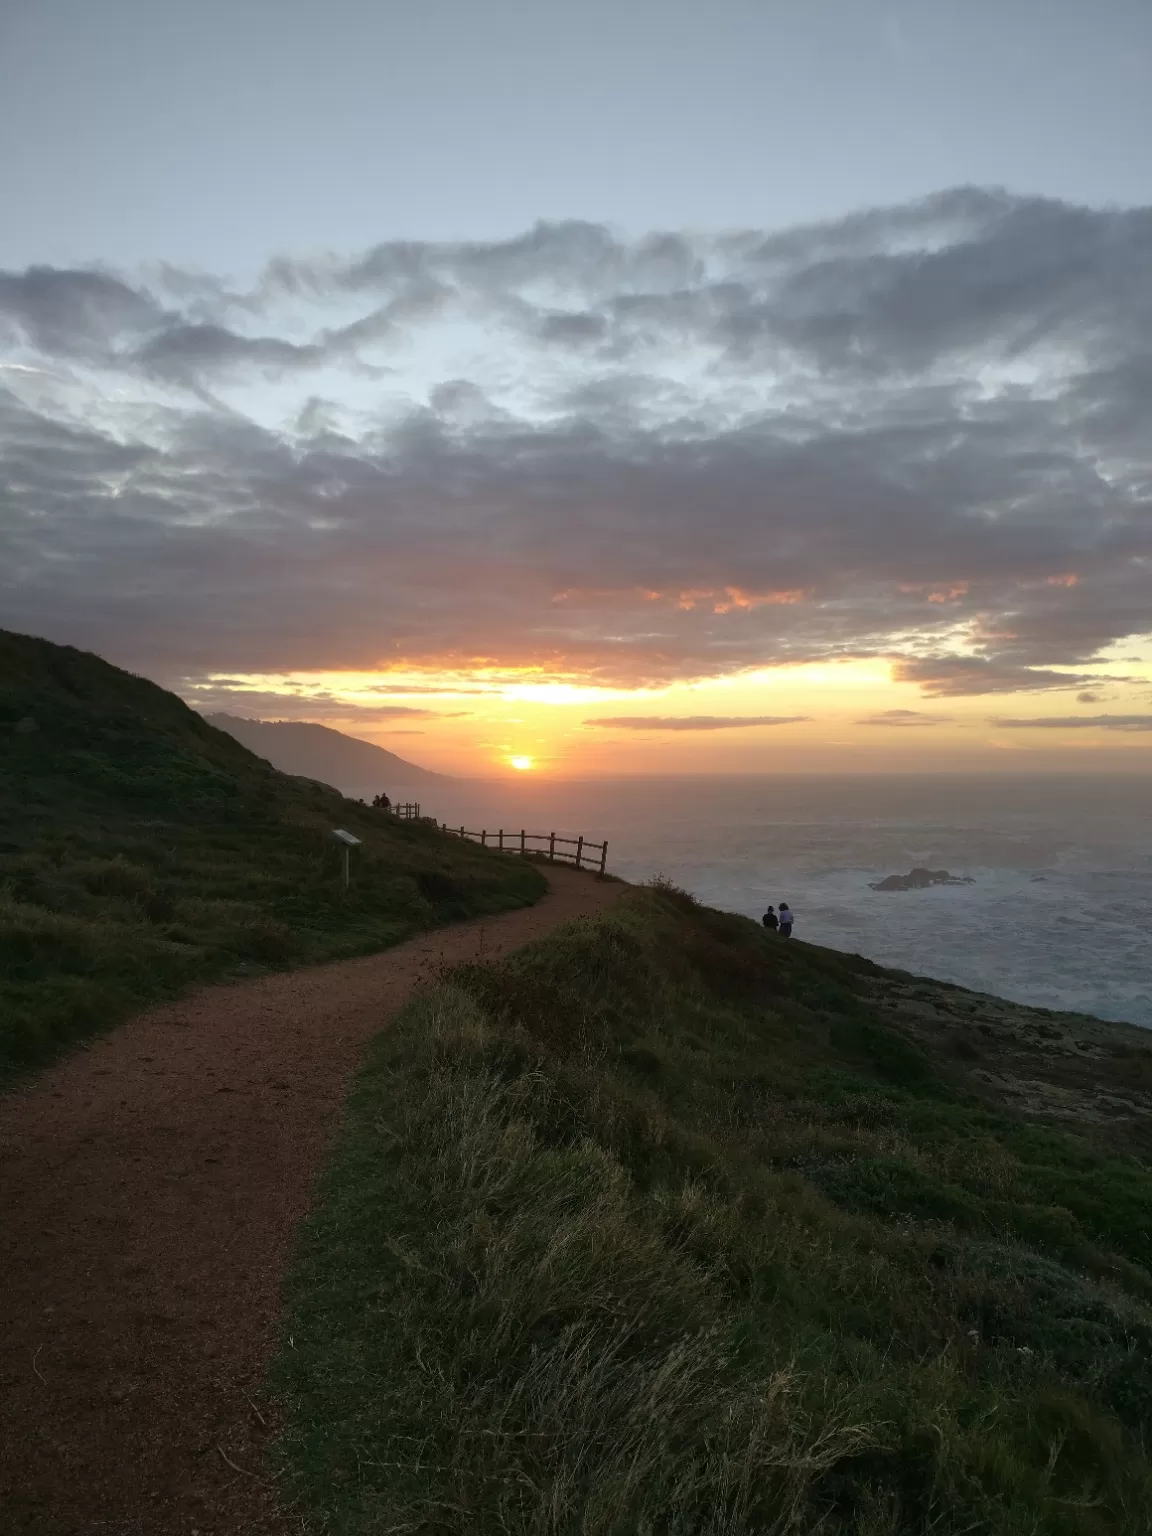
[[520, 829, 525, 855], [600, 841, 608, 874], [549, 831, 555, 862], [481, 829, 487, 847], [575, 835, 584, 870], [498, 828, 503, 851], [460, 825, 465, 840]]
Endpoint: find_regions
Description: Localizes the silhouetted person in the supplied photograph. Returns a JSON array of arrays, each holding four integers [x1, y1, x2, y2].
[[373, 792, 391, 810], [778, 903, 794, 938], [762, 905, 778, 931]]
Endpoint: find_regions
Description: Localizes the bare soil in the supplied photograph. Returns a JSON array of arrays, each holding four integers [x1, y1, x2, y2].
[[0, 866, 624, 1535]]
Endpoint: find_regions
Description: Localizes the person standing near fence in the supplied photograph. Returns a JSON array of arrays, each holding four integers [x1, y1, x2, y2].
[[778, 903, 794, 938]]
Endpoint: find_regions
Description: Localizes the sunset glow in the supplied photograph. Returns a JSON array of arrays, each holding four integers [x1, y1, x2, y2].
[[4, 104, 1151, 779], [168, 646, 1152, 778]]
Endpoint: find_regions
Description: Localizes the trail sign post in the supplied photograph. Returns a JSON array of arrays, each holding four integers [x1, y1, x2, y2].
[[332, 828, 362, 889]]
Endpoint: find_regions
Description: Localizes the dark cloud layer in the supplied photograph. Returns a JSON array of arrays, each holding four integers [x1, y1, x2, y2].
[[856, 709, 952, 727], [2, 189, 1151, 696], [888, 659, 1138, 698], [583, 716, 809, 731], [175, 685, 454, 722], [991, 715, 1152, 731]]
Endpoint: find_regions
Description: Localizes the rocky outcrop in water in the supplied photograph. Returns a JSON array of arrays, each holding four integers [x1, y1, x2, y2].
[[870, 866, 975, 892]]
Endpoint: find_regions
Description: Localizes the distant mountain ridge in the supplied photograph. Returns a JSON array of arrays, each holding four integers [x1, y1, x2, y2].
[[203, 714, 448, 790]]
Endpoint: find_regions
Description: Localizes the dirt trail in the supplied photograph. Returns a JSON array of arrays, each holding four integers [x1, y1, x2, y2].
[[0, 866, 624, 1535]]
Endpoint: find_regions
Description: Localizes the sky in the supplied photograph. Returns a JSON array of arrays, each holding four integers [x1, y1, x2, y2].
[[2, 0, 1151, 776]]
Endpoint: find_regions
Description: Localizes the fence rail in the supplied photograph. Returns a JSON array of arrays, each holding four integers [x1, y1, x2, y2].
[[374, 799, 608, 872], [438, 823, 608, 874]]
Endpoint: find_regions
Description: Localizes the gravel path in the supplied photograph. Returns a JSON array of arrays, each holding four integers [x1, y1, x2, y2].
[[0, 866, 624, 1535]]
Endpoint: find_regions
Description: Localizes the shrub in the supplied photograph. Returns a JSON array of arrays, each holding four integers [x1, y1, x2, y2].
[[0, 625, 547, 1079], [275, 891, 1152, 1534]]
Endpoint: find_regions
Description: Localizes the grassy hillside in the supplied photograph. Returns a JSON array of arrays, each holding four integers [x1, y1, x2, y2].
[[277, 883, 1152, 1535], [0, 628, 543, 1081], [204, 713, 448, 790]]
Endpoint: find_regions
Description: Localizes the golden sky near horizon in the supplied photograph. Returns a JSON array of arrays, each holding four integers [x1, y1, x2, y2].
[[181, 649, 1152, 777]]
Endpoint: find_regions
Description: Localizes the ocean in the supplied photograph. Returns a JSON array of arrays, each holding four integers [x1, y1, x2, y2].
[[352, 774, 1152, 1028]]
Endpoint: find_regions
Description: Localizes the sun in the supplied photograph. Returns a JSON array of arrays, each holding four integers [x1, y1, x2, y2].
[[508, 755, 534, 771]]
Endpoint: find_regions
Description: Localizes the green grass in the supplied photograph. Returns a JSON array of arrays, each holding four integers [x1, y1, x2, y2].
[[0, 628, 544, 1081], [276, 884, 1152, 1534]]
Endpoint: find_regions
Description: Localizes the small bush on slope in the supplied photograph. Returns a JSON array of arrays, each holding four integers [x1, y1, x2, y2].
[[0, 628, 543, 1079], [276, 889, 1152, 1534]]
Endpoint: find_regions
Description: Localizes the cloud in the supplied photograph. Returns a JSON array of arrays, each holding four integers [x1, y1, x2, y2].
[[2, 189, 1152, 697], [856, 709, 952, 726], [582, 715, 810, 731], [182, 685, 447, 721], [135, 323, 328, 384], [990, 715, 1152, 731], [0, 266, 160, 360], [889, 658, 1129, 698]]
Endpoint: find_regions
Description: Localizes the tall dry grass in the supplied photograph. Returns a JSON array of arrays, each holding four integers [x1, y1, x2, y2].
[[277, 894, 1152, 1532]]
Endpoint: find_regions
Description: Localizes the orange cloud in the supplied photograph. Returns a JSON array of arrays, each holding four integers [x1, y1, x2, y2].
[[711, 586, 811, 613], [674, 586, 810, 613], [552, 584, 810, 615], [551, 586, 663, 605], [899, 582, 970, 604]]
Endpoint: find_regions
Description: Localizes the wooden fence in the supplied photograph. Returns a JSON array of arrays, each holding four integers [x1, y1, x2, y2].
[[390, 802, 421, 820], [438, 823, 609, 874]]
